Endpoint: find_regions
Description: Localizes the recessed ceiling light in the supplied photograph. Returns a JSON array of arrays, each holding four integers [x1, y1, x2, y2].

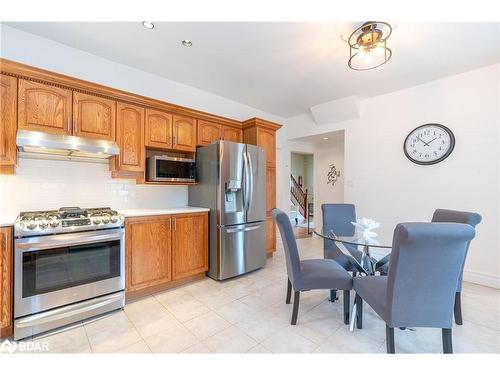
[[181, 40, 193, 47], [323, 137, 329, 140], [142, 21, 155, 29]]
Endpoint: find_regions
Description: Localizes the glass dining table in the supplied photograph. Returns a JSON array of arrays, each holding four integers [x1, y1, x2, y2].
[[313, 227, 393, 275], [314, 227, 394, 331]]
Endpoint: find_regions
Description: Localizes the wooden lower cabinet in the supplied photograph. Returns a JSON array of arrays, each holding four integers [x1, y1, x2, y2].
[[172, 213, 208, 280], [125, 212, 208, 294], [0, 227, 13, 338], [125, 216, 172, 292]]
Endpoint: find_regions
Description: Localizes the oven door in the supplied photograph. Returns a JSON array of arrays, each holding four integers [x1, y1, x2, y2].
[[14, 228, 125, 318]]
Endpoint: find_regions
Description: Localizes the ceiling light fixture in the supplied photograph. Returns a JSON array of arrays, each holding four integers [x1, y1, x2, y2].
[[323, 137, 329, 140], [348, 21, 392, 71], [181, 40, 193, 47], [142, 21, 155, 29]]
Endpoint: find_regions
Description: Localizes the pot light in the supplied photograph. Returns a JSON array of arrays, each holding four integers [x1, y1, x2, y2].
[[181, 40, 193, 47], [142, 21, 155, 29], [348, 21, 392, 71], [323, 137, 329, 140]]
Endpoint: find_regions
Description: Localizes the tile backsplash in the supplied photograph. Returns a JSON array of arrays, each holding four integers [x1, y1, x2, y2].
[[0, 157, 188, 216]]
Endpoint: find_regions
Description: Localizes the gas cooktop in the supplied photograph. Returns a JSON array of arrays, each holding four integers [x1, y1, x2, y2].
[[14, 207, 125, 237]]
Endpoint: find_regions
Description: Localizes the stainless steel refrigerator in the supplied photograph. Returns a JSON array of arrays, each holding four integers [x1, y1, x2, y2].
[[189, 141, 267, 280]]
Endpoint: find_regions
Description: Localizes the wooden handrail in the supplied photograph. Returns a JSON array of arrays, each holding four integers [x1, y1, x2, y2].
[[291, 174, 308, 218]]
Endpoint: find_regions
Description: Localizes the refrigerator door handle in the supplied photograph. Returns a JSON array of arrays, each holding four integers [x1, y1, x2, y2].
[[226, 224, 262, 233], [246, 150, 254, 213], [242, 150, 250, 213]]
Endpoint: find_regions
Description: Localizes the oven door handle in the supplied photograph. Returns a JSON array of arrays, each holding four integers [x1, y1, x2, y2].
[[16, 232, 123, 252], [15, 292, 124, 328]]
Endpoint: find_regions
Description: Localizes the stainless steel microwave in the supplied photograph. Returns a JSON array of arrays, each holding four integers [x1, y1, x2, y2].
[[146, 155, 196, 182]]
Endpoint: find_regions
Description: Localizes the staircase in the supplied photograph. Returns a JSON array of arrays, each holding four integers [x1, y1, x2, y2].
[[290, 174, 308, 219]]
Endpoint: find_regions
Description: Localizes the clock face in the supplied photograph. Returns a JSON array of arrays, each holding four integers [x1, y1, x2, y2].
[[404, 124, 455, 165]]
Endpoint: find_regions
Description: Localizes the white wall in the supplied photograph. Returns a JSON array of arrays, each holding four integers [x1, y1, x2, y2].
[[0, 25, 284, 217], [312, 133, 345, 230], [283, 64, 500, 288]]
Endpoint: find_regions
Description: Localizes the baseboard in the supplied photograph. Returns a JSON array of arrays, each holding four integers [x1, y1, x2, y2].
[[463, 270, 500, 289]]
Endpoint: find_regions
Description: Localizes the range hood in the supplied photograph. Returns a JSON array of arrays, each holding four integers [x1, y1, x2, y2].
[[16, 130, 120, 160]]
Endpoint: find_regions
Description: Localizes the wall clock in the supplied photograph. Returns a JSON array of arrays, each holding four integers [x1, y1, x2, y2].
[[404, 123, 455, 165]]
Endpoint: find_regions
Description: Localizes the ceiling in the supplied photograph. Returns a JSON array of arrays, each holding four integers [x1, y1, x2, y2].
[[5, 22, 500, 117]]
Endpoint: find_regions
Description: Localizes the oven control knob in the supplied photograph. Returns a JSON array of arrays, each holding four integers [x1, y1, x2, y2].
[[39, 220, 49, 229], [101, 215, 110, 224], [27, 221, 37, 230], [92, 217, 102, 225], [110, 215, 118, 223], [50, 219, 60, 227]]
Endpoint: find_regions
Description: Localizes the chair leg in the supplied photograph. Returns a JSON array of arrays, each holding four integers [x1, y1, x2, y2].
[[330, 290, 338, 302], [386, 325, 395, 354], [291, 291, 300, 325], [286, 279, 292, 304], [355, 293, 363, 329], [454, 292, 463, 325], [343, 290, 350, 325], [442, 328, 453, 354]]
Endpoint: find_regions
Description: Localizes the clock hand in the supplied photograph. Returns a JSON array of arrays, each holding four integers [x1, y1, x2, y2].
[[416, 136, 430, 146], [426, 137, 438, 145]]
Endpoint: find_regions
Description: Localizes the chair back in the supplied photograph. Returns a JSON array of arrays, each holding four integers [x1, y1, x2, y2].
[[386, 222, 475, 328], [271, 208, 302, 287], [432, 209, 481, 291], [321, 204, 356, 259]]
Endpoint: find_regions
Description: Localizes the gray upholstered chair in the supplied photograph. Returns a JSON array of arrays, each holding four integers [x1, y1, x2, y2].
[[352, 222, 475, 353], [321, 204, 363, 301], [272, 208, 353, 325], [431, 209, 482, 325]]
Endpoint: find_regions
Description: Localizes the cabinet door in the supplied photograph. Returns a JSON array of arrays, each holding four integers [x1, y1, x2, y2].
[[126, 217, 172, 291], [172, 213, 208, 280], [0, 227, 12, 337], [18, 79, 72, 135], [197, 120, 221, 146], [0, 75, 17, 173], [222, 126, 242, 143], [266, 167, 276, 216], [115, 102, 145, 172], [265, 217, 276, 255], [145, 108, 172, 149], [257, 128, 276, 167], [73, 92, 116, 141], [173, 115, 196, 152]]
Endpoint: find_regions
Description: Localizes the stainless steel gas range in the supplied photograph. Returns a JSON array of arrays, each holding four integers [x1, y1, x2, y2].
[[13, 207, 125, 340]]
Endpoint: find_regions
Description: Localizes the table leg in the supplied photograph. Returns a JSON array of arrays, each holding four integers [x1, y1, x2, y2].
[[349, 303, 357, 332]]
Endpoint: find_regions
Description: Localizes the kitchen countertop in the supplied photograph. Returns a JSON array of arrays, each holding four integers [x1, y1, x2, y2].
[[118, 206, 210, 218], [0, 215, 16, 227]]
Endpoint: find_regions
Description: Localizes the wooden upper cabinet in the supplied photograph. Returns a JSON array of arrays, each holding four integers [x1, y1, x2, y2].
[[1, 75, 17, 173], [197, 120, 221, 146], [222, 126, 242, 143], [125, 216, 172, 291], [145, 108, 173, 149], [18, 79, 72, 135], [257, 128, 276, 167], [172, 213, 208, 280], [0, 226, 13, 337], [115, 102, 145, 172], [73, 92, 116, 141], [173, 115, 196, 152]]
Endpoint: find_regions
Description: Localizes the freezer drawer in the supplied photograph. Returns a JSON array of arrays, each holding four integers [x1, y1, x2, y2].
[[215, 222, 266, 280]]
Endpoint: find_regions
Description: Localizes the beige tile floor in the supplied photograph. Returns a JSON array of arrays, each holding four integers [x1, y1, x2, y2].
[[8, 236, 500, 354]]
